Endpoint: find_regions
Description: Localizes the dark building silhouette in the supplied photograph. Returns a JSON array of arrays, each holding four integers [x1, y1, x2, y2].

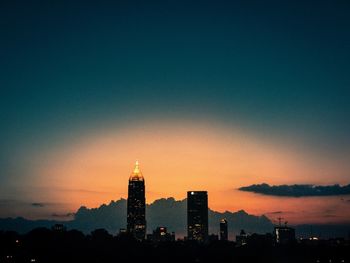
[[187, 191, 208, 242], [247, 233, 274, 246], [236, 229, 248, 246], [220, 218, 228, 241], [118, 228, 127, 235], [147, 227, 175, 242], [209, 234, 219, 242], [1, 228, 348, 263], [274, 225, 295, 245], [51, 224, 66, 232], [127, 161, 146, 240]]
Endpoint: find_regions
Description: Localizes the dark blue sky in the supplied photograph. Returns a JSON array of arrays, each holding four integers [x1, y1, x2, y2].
[[1, 0, 350, 173]]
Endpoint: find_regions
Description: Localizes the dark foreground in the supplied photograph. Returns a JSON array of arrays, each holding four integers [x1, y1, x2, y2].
[[1, 228, 349, 263]]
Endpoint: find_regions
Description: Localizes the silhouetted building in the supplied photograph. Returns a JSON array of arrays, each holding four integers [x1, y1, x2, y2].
[[118, 228, 127, 235], [1, 228, 348, 263], [209, 234, 219, 242], [274, 226, 295, 245], [51, 224, 66, 232], [220, 219, 228, 241], [247, 233, 274, 246], [127, 161, 146, 240], [236, 229, 248, 246], [171, 231, 176, 241], [187, 191, 208, 242], [147, 227, 175, 242], [91, 228, 113, 242]]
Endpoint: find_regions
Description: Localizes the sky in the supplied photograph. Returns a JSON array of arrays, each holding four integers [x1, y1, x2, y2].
[[0, 0, 350, 225]]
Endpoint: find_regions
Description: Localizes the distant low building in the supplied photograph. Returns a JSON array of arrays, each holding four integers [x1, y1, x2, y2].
[[51, 224, 66, 232], [209, 234, 219, 242], [236, 229, 248, 246], [148, 227, 175, 242], [247, 233, 274, 246], [117, 228, 127, 236]]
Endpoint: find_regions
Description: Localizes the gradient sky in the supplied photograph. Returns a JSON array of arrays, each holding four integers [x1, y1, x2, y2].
[[1, 0, 350, 224]]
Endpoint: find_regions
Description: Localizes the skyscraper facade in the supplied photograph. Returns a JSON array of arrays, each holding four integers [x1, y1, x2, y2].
[[187, 191, 208, 242], [220, 218, 228, 241], [127, 161, 146, 240]]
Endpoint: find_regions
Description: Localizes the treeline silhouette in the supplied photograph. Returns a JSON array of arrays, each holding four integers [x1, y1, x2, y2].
[[1, 227, 349, 263]]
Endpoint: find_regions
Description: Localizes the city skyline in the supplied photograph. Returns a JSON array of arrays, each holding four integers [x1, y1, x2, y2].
[[0, 160, 348, 240], [1, 142, 349, 226], [1, 0, 350, 229]]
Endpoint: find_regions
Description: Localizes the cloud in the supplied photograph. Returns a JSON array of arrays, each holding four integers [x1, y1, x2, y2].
[[31, 202, 45, 207], [323, 214, 338, 218], [0, 200, 60, 208], [51, 212, 75, 218], [238, 183, 350, 197], [266, 211, 283, 214], [1, 200, 47, 207]]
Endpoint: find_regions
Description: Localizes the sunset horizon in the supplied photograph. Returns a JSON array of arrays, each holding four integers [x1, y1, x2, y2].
[[1, 155, 349, 226], [1, 0, 350, 247]]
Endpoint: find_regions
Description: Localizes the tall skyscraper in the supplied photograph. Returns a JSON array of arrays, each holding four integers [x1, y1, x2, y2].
[[220, 219, 228, 241], [127, 161, 146, 240], [187, 191, 208, 242]]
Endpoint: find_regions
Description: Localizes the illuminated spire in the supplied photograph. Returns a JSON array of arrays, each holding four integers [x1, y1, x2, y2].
[[134, 160, 140, 175], [130, 160, 144, 181]]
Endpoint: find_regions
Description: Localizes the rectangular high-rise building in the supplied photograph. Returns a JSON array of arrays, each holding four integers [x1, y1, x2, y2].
[[187, 191, 208, 242]]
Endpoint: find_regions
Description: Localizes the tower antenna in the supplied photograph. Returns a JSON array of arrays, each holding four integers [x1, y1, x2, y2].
[[277, 217, 284, 226]]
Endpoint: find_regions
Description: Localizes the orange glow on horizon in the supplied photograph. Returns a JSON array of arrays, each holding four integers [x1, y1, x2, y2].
[[13, 120, 350, 223]]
